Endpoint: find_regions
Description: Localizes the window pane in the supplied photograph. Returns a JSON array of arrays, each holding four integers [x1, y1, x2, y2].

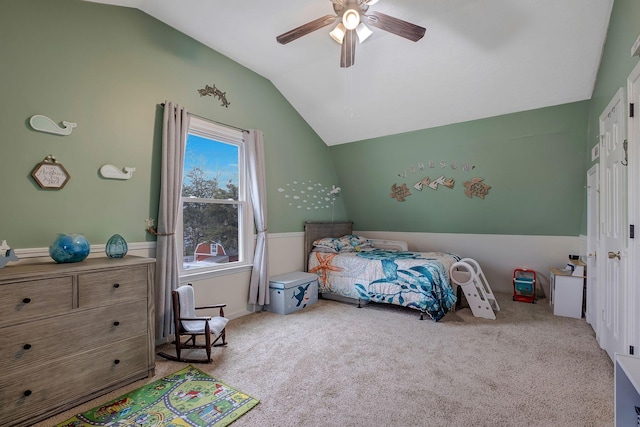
[[182, 201, 239, 269], [183, 134, 239, 200], [181, 130, 242, 271]]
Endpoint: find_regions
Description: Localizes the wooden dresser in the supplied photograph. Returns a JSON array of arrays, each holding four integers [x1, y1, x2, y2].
[[0, 256, 155, 426]]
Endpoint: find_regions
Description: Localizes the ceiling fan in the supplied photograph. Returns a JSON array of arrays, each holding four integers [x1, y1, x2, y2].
[[276, 0, 426, 68]]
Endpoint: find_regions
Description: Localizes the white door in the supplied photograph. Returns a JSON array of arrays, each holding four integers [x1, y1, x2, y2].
[[586, 164, 599, 335], [627, 62, 640, 354], [599, 88, 627, 361]]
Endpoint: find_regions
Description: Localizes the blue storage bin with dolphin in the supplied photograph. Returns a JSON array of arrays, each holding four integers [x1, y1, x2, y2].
[[266, 272, 319, 314]]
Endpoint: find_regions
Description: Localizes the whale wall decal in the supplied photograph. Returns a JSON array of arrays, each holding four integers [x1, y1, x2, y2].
[[29, 115, 77, 136], [99, 164, 136, 180]]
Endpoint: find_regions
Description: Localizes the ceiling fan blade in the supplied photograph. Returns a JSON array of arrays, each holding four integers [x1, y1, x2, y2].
[[340, 29, 356, 68], [276, 15, 337, 45], [365, 11, 426, 42]]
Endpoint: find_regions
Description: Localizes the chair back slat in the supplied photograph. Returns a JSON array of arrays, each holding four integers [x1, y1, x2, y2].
[[171, 289, 182, 334]]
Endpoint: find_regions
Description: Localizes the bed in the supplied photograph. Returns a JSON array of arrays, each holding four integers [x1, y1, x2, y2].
[[304, 221, 460, 321]]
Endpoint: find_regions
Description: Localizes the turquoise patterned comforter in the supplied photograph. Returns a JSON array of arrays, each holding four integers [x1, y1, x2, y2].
[[308, 249, 460, 321]]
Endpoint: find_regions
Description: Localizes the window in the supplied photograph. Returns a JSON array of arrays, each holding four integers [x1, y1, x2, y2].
[[179, 116, 253, 276]]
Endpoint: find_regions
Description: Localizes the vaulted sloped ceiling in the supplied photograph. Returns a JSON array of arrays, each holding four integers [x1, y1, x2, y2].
[[85, 0, 613, 146]]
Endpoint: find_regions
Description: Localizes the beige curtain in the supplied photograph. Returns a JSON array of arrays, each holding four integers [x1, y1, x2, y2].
[[155, 101, 189, 340], [245, 129, 269, 306]]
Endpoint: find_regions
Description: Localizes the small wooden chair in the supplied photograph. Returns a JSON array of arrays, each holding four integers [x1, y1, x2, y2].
[[158, 284, 228, 363]]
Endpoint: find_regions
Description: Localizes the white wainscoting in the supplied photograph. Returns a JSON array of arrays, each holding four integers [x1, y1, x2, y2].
[[261, 230, 582, 301], [184, 232, 306, 320], [267, 232, 306, 276], [9, 232, 582, 320], [357, 231, 583, 298]]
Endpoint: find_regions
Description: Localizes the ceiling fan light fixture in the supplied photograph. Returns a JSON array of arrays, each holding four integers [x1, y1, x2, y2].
[[355, 23, 372, 43], [330, 23, 346, 44], [276, 2, 426, 68], [342, 9, 360, 30]]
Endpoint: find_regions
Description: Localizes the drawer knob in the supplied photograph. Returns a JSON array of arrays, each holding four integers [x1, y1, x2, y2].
[[22, 297, 31, 304], [23, 390, 32, 397], [23, 344, 32, 350], [113, 283, 120, 288], [114, 359, 120, 365], [113, 321, 120, 327]]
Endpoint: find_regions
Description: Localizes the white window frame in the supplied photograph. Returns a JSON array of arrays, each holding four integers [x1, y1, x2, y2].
[[178, 116, 254, 281]]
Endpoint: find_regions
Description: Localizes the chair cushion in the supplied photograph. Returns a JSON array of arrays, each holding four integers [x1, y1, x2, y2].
[[182, 316, 229, 337], [208, 316, 229, 337]]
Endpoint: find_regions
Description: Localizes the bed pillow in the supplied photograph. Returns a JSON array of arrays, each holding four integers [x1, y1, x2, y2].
[[339, 234, 373, 252], [313, 235, 373, 253], [312, 237, 346, 253]]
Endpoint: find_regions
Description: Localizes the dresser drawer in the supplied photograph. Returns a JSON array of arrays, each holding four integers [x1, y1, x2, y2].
[[0, 276, 73, 326], [0, 335, 149, 426], [78, 265, 148, 307], [0, 299, 147, 376]]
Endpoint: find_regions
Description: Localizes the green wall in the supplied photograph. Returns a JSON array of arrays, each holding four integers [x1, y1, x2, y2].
[[588, 0, 640, 157], [330, 1, 640, 238], [0, 0, 346, 249], [4, 0, 638, 248], [580, 0, 640, 235], [330, 101, 590, 236]]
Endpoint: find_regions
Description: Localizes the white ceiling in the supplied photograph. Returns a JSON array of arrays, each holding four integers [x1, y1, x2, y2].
[[85, 0, 613, 146]]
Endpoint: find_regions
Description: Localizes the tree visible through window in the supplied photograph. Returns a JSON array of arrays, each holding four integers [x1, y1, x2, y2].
[[180, 117, 250, 272]]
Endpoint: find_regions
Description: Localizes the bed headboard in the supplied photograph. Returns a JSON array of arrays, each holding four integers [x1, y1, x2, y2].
[[303, 221, 353, 271]]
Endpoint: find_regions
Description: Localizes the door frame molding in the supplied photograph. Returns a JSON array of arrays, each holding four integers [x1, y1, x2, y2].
[[586, 163, 599, 337]]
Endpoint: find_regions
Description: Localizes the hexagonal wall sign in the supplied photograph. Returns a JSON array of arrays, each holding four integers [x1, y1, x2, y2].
[[31, 156, 70, 190]]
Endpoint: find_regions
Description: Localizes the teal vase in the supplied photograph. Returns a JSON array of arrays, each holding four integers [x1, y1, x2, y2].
[[105, 234, 128, 258], [49, 233, 90, 263]]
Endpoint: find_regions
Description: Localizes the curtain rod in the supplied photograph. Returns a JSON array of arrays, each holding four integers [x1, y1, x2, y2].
[[160, 103, 248, 133]]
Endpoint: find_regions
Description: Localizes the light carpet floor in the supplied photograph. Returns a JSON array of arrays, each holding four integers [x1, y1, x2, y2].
[[37, 292, 613, 427]]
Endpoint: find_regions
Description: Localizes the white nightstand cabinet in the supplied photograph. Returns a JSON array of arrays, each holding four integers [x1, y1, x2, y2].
[[549, 262, 585, 319]]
